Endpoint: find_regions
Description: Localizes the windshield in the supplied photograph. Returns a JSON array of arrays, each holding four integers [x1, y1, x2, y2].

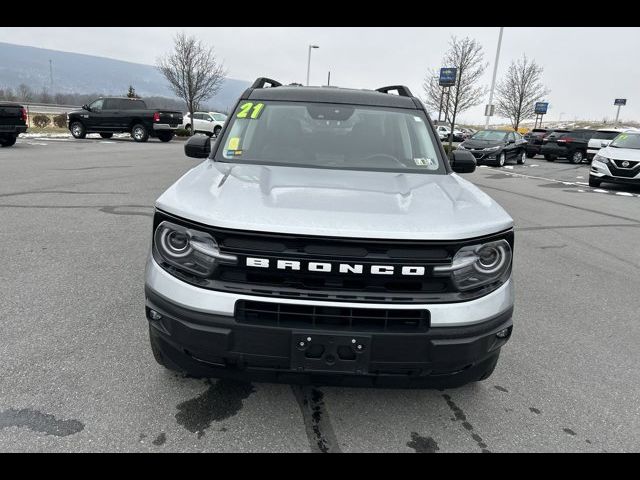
[[470, 130, 507, 141], [609, 132, 640, 149], [212, 113, 227, 121], [214, 100, 445, 174]]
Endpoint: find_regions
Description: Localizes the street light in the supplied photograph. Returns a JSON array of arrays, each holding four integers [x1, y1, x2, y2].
[[306, 45, 319, 86], [484, 27, 504, 129]]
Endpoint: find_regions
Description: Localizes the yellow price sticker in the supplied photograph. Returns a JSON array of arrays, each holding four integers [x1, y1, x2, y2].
[[236, 102, 265, 119], [228, 137, 240, 150]]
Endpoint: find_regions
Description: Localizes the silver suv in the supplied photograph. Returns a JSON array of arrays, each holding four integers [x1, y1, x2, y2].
[[144, 78, 515, 388]]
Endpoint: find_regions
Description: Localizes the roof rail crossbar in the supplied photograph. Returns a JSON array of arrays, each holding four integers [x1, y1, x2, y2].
[[251, 77, 283, 89], [376, 85, 413, 97]]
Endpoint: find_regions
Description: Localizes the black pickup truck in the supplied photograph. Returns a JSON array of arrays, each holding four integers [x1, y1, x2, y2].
[[0, 102, 28, 147], [67, 97, 183, 142]]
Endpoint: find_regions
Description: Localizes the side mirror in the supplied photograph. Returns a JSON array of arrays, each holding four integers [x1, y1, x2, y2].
[[450, 149, 476, 173], [82, 104, 90, 111], [184, 134, 211, 159]]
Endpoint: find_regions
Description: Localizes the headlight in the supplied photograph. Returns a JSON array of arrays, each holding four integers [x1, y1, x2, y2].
[[593, 154, 609, 164], [433, 239, 512, 291], [483, 145, 501, 151], [154, 221, 237, 277]]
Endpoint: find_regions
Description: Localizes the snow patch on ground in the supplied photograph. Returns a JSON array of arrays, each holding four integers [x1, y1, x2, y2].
[[21, 132, 71, 138]]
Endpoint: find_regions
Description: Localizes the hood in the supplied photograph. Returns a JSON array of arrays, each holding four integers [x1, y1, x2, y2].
[[461, 139, 504, 149], [599, 146, 640, 161], [156, 162, 513, 241]]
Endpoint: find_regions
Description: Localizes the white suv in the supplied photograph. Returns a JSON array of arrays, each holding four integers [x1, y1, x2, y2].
[[145, 78, 515, 388], [587, 128, 636, 161], [182, 111, 226, 137]]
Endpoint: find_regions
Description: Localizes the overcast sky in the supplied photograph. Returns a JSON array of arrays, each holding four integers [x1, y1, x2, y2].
[[1, 27, 638, 124]]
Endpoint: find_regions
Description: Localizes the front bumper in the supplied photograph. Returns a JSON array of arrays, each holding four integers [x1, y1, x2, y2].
[[145, 257, 514, 386], [465, 149, 499, 163], [590, 161, 640, 186]]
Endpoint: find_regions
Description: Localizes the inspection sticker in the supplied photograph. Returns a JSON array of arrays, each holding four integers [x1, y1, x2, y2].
[[414, 157, 435, 166]]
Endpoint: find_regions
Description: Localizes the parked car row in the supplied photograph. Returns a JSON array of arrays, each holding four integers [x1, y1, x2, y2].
[[522, 127, 639, 164], [455, 125, 640, 188]]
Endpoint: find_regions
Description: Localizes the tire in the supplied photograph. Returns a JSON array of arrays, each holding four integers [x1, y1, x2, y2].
[[517, 150, 526, 165], [158, 131, 174, 142], [0, 135, 17, 147], [70, 121, 86, 139], [100, 133, 113, 139], [214, 125, 222, 137], [570, 150, 585, 164], [496, 152, 506, 167], [544, 154, 555, 162], [131, 123, 149, 142], [185, 124, 192, 135], [526, 150, 535, 158], [589, 176, 601, 188]]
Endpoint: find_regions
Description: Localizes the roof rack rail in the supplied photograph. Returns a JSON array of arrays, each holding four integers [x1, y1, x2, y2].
[[251, 77, 283, 89], [376, 85, 413, 97]]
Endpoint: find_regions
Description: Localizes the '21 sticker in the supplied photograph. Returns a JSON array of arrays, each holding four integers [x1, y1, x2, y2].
[[237, 102, 265, 119]]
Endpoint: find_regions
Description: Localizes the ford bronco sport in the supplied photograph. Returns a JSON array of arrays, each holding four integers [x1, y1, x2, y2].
[[145, 78, 515, 388]]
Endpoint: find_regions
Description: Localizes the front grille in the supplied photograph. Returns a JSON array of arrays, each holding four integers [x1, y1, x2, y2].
[[236, 300, 429, 332], [154, 210, 514, 303], [609, 160, 640, 178]]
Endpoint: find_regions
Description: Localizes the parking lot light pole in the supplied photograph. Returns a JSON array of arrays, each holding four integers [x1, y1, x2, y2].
[[306, 45, 319, 86], [484, 27, 504, 129]]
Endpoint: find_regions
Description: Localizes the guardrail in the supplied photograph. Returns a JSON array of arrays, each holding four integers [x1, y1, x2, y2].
[[23, 102, 80, 115]]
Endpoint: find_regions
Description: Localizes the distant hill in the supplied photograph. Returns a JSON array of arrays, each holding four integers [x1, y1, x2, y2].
[[0, 42, 250, 111]]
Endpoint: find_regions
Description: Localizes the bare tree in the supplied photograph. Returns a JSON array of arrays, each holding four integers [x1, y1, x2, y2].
[[39, 87, 52, 104], [423, 36, 487, 151], [495, 55, 550, 131], [156, 32, 227, 135], [17, 83, 33, 102], [3, 87, 16, 101]]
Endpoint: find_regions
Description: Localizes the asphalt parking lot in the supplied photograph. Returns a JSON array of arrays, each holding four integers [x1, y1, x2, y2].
[[1, 134, 639, 452]]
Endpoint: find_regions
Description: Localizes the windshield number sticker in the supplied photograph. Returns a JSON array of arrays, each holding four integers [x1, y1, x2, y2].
[[237, 102, 265, 119]]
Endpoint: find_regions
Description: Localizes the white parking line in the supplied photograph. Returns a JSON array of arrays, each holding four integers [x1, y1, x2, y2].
[[480, 166, 640, 198]]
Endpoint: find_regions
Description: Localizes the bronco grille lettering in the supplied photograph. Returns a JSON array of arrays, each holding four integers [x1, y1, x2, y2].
[[245, 258, 427, 276]]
